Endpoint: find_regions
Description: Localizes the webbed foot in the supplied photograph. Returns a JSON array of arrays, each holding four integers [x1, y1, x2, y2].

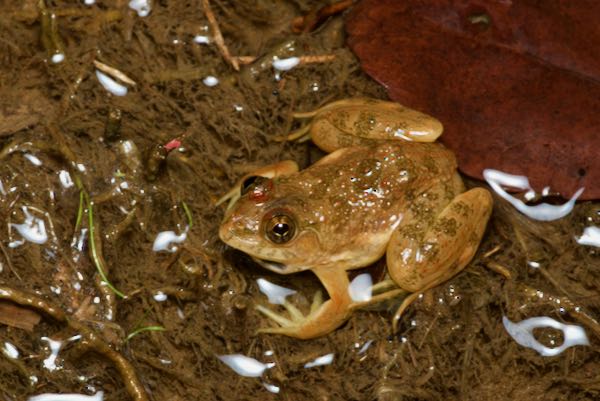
[[255, 291, 327, 337], [254, 267, 354, 339]]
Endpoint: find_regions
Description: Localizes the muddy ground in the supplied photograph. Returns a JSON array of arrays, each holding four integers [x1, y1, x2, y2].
[[0, 1, 599, 400]]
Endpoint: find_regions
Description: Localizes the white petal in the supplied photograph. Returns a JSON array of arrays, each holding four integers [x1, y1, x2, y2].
[[272, 57, 300, 71], [576, 226, 600, 248], [304, 353, 334, 368], [257, 278, 296, 305], [503, 316, 589, 357], [348, 273, 372, 302], [28, 392, 103, 401], [483, 169, 583, 221], [95, 70, 128, 96], [152, 230, 187, 252], [218, 354, 269, 377]]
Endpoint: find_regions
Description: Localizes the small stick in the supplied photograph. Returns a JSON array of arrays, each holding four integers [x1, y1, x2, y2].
[[38, 0, 65, 63], [482, 244, 501, 259], [93, 60, 137, 86], [234, 54, 336, 66], [0, 241, 21, 280], [202, 0, 239, 71], [297, 54, 337, 64], [484, 261, 512, 279], [0, 301, 41, 331]]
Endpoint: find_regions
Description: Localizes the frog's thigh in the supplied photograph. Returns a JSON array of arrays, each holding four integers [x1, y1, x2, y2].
[[310, 118, 371, 153], [387, 188, 493, 293], [216, 160, 299, 208]]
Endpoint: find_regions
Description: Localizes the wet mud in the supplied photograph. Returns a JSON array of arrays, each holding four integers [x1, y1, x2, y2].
[[0, 1, 599, 400]]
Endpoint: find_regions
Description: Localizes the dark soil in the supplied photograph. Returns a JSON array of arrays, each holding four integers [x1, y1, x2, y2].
[[0, 1, 599, 400]]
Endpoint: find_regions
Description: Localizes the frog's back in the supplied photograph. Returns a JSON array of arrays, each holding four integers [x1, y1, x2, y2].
[[277, 141, 458, 267], [303, 141, 458, 212]]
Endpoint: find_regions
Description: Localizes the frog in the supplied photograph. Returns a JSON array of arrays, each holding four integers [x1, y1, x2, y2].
[[218, 98, 493, 339]]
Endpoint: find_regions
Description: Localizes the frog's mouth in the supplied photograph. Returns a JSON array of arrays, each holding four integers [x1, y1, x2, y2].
[[252, 257, 298, 274]]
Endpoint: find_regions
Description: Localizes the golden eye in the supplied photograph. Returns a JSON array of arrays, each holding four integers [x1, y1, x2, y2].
[[264, 213, 296, 244]]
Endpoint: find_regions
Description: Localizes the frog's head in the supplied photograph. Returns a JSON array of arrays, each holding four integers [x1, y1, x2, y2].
[[219, 178, 321, 274]]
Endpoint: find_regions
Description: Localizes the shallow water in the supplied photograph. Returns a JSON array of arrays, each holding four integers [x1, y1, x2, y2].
[[0, 1, 599, 400]]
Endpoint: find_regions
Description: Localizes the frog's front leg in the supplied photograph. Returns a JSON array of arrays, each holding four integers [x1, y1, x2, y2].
[[256, 266, 354, 339], [387, 187, 493, 329], [216, 160, 298, 210]]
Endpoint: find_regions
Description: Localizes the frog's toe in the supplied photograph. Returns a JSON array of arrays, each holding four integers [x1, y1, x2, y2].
[[309, 290, 323, 314], [391, 291, 422, 333], [256, 290, 324, 327], [273, 124, 311, 143], [256, 291, 346, 339], [255, 304, 295, 327], [255, 303, 312, 338]]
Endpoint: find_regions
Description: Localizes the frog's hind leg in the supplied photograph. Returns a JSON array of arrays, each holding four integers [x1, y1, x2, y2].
[[277, 98, 379, 144], [273, 123, 312, 143], [387, 187, 493, 331], [292, 98, 373, 119], [275, 100, 356, 142], [349, 280, 408, 311], [256, 266, 354, 339]]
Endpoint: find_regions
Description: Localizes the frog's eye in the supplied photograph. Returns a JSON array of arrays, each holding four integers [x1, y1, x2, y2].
[[264, 212, 296, 244]]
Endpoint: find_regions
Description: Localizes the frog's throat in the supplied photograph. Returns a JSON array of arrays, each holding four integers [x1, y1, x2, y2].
[[252, 257, 303, 274]]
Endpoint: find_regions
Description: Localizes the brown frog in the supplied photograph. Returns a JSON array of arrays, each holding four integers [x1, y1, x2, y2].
[[219, 98, 492, 339]]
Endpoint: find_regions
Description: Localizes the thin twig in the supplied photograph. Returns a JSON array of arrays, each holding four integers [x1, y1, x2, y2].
[[93, 60, 137, 86], [0, 301, 41, 331], [0, 241, 21, 280], [202, 0, 239, 71], [234, 54, 336, 66], [482, 244, 501, 259], [484, 261, 512, 279]]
